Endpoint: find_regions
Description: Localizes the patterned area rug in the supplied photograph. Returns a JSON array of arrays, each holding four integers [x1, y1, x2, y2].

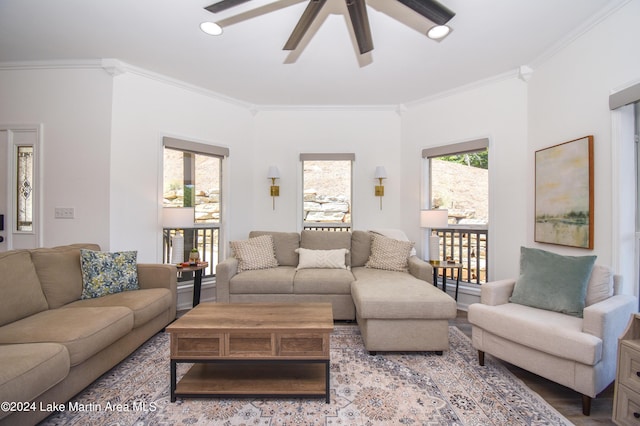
[[41, 325, 571, 425]]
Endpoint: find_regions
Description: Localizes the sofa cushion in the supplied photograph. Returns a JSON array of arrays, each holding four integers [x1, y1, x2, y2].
[[351, 267, 456, 319], [365, 233, 414, 272], [229, 266, 296, 294], [351, 230, 372, 267], [510, 247, 596, 317], [231, 235, 279, 272], [0, 251, 49, 327], [294, 269, 354, 294], [0, 307, 133, 366], [585, 264, 614, 306], [295, 248, 349, 270], [64, 288, 171, 328], [468, 302, 602, 365], [31, 244, 100, 308], [249, 231, 300, 266], [80, 249, 139, 299], [0, 343, 70, 419]]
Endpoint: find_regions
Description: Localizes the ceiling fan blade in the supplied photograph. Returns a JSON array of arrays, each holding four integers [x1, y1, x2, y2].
[[395, 0, 455, 25], [205, 0, 253, 14], [283, 0, 327, 50], [346, 0, 373, 54]]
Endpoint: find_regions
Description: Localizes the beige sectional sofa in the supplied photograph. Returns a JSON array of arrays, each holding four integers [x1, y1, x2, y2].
[[216, 230, 457, 354], [0, 244, 177, 426]]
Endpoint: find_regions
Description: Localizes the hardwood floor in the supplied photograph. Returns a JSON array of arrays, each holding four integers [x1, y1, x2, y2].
[[453, 310, 615, 425]]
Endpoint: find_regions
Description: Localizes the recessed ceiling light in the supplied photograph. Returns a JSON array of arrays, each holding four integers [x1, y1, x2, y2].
[[200, 22, 223, 36], [427, 25, 451, 40]]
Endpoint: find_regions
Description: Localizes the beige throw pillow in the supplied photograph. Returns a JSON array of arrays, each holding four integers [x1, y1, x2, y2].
[[295, 248, 349, 270], [365, 233, 414, 272], [230, 235, 279, 273]]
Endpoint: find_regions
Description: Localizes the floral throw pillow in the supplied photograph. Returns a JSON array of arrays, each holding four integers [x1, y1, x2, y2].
[[80, 250, 139, 299], [365, 233, 414, 272]]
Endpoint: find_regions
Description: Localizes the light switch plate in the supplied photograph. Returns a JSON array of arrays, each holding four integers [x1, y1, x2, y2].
[[54, 207, 74, 219]]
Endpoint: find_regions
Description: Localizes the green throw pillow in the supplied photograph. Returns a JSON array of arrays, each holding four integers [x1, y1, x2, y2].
[[80, 250, 139, 299], [510, 247, 596, 318]]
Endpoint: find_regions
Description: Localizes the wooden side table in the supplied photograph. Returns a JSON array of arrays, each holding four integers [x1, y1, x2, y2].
[[177, 262, 208, 307], [428, 261, 463, 301]]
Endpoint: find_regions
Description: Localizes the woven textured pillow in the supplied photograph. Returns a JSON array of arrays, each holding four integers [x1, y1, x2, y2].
[[230, 235, 279, 273], [365, 233, 414, 272], [80, 250, 139, 299], [295, 248, 349, 270]]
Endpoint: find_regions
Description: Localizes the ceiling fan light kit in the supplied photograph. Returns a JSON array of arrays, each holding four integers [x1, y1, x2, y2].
[[205, 0, 455, 55]]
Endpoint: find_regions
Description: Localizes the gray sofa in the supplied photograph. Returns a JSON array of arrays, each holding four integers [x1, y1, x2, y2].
[[0, 244, 177, 426], [216, 230, 457, 353]]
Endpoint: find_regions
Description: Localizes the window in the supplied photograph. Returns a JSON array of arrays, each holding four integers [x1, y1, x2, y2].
[[423, 139, 489, 284], [162, 137, 228, 277], [16, 145, 34, 232], [300, 153, 354, 231]]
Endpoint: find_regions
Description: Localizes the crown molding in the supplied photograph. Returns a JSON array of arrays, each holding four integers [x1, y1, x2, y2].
[[253, 104, 399, 113], [0, 59, 103, 71], [528, 0, 632, 70]]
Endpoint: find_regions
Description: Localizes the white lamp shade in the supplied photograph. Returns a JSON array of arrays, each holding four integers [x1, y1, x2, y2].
[[374, 166, 387, 179], [163, 207, 194, 229], [267, 166, 280, 179], [420, 209, 449, 228]]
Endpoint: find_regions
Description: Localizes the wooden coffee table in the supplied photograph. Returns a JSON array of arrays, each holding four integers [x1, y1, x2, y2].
[[166, 302, 334, 403]]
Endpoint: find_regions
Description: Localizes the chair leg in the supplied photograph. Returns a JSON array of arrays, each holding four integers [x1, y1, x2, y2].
[[478, 350, 485, 366], [582, 394, 591, 416]]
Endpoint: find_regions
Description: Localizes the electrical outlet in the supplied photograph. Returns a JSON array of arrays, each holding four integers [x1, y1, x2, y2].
[[54, 207, 75, 219]]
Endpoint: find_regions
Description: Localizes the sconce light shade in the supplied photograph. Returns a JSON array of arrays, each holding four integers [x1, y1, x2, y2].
[[420, 209, 448, 262], [267, 166, 280, 179], [374, 166, 387, 179]]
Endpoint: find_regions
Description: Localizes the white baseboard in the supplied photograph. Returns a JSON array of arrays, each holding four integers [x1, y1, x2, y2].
[[176, 279, 216, 311]]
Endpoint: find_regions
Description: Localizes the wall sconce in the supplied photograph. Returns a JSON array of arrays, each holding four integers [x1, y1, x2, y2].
[[420, 209, 449, 262], [163, 207, 195, 264], [374, 166, 386, 210], [267, 166, 280, 210]]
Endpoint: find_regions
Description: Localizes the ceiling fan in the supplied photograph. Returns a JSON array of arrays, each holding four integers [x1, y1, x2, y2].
[[204, 0, 455, 55]]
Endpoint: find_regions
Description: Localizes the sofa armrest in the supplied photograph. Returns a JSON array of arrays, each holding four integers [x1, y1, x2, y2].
[[215, 257, 238, 303], [137, 263, 178, 319], [408, 256, 433, 284], [480, 279, 516, 306], [583, 294, 637, 339]]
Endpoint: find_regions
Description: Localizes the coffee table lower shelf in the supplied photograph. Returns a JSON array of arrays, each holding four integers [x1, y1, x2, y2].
[[171, 360, 330, 403]]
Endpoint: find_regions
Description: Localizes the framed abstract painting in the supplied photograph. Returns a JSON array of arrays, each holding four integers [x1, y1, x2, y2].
[[535, 135, 594, 249]]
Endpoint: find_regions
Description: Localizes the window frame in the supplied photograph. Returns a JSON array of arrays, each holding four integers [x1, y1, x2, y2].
[[300, 153, 355, 231]]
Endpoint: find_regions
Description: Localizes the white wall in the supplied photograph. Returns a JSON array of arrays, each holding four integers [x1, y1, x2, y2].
[[0, 68, 113, 248], [252, 109, 402, 232], [109, 73, 254, 262], [402, 77, 529, 281], [527, 0, 640, 295]]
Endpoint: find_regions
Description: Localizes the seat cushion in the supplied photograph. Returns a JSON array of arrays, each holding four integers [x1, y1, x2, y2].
[[64, 288, 171, 328], [0, 307, 133, 366], [351, 267, 456, 319], [0, 343, 70, 419], [294, 269, 354, 294], [468, 302, 602, 365], [229, 266, 296, 294]]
